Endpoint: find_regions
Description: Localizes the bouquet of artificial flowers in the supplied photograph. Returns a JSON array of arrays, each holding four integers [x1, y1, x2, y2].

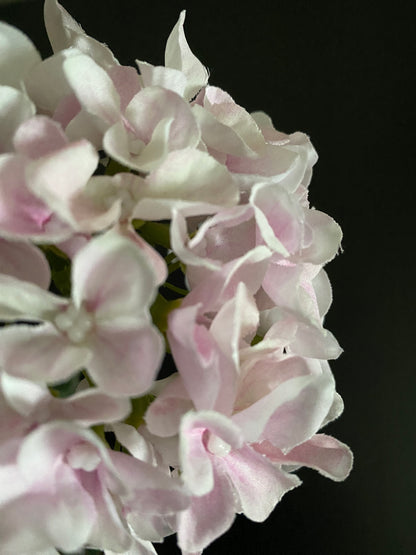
[[0, 1, 352, 553]]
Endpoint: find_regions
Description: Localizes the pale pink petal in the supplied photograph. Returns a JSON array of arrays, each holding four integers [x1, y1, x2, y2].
[[133, 148, 239, 220], [77, 469, 133, 552], [0, 86, 35, 152], [25, 140, 99, 224], [201, 86, 265, 154], [232, 372, 324, 444], [145, 375, 194, 438], [112, 423, 157, 465], [165, 11, 208, 100], [297, 209, 342, 264], [63, 53, 121, 123], [0, 238, 50, 288], [0, 274, 65, 320], [137, 60, 187, 97], [124, 228, 168, 286], [13, 115, 68, 158], [180, 410, 243, 496], [103, 117, 172, 173], [182, 245, 271, 314], [0, 322, 89, 382], [168, 304, 236, 413], [53, 92, 81, 128], [210, 282, 259, 366], [87, 320, 164, 397], [176, 466, 235, 553], [125, 86, 199, 151], [251, 182, 304, 256], [0, 465, 95, 553], [0, 22, 41, 89], [53, 389, 131, 425], [0, 372, 47, 417], [108, 65, 142, 112], [260, 364, 336, 451], [0, 154, 72, 241], [220, 445, 301, 521], [312, 268, 333, 318], [65, 106, 107, 147], [44, 0, 118, 68], [254, 433, 353, 481], [110, 449, 190, 514], [56, 175, 121, 233], [24, 48, 80, 113], [72, 230, 159, 320]]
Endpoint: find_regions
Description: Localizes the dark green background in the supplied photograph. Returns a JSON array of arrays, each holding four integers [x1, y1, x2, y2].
[[1, 1, 414, 553]]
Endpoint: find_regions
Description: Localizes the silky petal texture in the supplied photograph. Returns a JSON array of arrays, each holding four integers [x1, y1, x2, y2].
[[295, 209, 342, 264], [13, 115, 68, 159], [312, 268, 333, 318], [254, 434, 353, 482], [44, 0, 118, 68], [168, 304, 235, 413], [0, 154, 72, 241], [170, 206, 257, 287], [194, 104, 259, 158], [63, 53, 121, 124], [177, 465, 236, 553], [17, 421, 118, 486], [125, 86, 200, 151], [53, 92, 81, 128], [0, 323, 90, 382], [262, 259, 323, 323], [125, 229, 168, 287], [0, 86, 35, 153], [51, 389, 131, 426], [260, 363, 336, 452], [0, 274, 65, 320], [209, 282, 259, 367], [133, 148, 239, 220], [108, 65, 142, 112], [72, 230, 158, 320], [126, 510, 172, 543], [0, 22, 41, 89], [201, 86, 266, 154], [0, 238, 50, 288], [226, 143, 299, 192], [103, 118, 173, 173], [55, 175, 122, 233], [24, 48, 81, 113], [87, 320, 164, 397], [0, 373, 47, 418], [145, 375, 194, 438], [25, 139, 99, 220], [136, 60, 187, 97], [251, 182, 305, 256], [77, 470, 133, 552], [182, 246, 271, 314], [180, 410, 243, 496], [110, 450, 190, 515], [165, 11, 208, 100], [219, 445, 301, 522], [0, 464, 96, 553], [236, 354, 317, 413], [112, 423, 158, 465], [251, 112, 318, 190]]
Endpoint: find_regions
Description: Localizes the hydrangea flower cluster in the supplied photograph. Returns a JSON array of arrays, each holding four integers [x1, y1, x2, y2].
[[0, 1, 353, 553]]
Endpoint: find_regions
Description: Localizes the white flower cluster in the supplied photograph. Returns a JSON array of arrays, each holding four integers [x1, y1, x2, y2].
[[0, 2, 352, 554]]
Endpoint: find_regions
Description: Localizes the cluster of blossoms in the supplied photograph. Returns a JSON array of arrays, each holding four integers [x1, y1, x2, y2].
[[0, 1, 353, 553]]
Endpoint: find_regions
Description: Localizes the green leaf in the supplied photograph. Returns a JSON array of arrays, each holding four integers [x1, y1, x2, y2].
[[124, 394, 156, 428]]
